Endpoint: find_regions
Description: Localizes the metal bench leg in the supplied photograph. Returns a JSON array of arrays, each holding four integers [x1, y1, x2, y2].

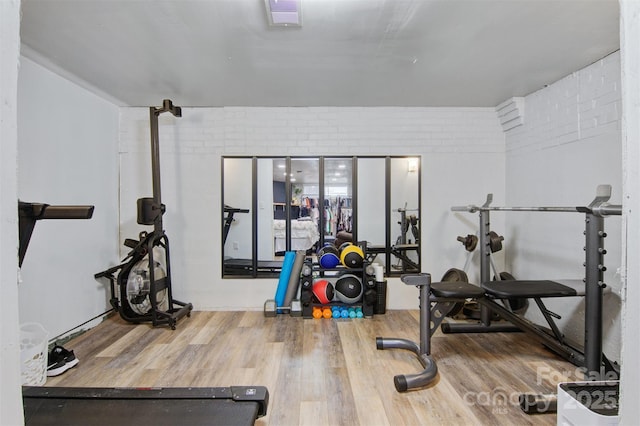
[[376, 273, 439, 392]]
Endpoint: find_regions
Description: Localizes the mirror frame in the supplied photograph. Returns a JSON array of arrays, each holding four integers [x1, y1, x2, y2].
[[221, 155, 421, 278]]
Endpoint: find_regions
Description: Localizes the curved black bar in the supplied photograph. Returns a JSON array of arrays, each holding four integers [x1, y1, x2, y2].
[[376, 336, 439, 392], [376, 273, 439, 392], [394, 353, 438, 393]]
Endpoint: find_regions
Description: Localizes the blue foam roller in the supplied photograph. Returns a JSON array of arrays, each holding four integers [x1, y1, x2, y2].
[[274, 251, 296, 312]]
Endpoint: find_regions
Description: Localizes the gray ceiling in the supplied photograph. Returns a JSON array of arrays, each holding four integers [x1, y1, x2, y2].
[[20, 0, 620, 108]]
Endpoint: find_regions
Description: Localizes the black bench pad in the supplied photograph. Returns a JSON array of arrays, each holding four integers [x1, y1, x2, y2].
[[481, 280, 578, 298], [431, 281, 485, 299]]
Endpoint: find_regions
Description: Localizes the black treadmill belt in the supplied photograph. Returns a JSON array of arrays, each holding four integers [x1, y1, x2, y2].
[[481, 280, 578, 298], [24, 397, 259, 426], [23, 386, 268, 426]]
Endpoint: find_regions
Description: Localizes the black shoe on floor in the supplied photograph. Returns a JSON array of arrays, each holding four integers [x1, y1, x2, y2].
[[47, 345, 79, 377]]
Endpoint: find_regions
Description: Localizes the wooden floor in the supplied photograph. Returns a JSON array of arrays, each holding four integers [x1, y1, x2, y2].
[[45, 310, 581, 425]]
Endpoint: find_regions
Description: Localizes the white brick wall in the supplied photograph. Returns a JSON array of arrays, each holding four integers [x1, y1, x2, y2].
[[503, 51, 622, 362], [120, 107, 504, 155], [119, 106, 506, 310], [506, 52, 620, 155]]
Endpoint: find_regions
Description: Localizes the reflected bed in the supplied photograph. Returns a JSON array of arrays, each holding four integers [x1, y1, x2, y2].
[[273, 219, 320, 252]]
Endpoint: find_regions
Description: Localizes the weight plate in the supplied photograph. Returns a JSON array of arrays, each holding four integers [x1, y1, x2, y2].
[[488, 231, 504, 253], [441, 268, 469, 283], [441, 268, 468, 317]]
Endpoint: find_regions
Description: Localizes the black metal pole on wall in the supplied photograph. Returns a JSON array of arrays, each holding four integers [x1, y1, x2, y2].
[[351, 156, 358, 241], [319, 157, 325, 247], [252, 157, 259, 277], [285, 157, 292, 252], [384, 157, 391, 274], [149, 99, 181, 234]]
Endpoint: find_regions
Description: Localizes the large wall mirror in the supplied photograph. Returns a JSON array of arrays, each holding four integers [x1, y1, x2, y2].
[[222, 156, 420, 278]]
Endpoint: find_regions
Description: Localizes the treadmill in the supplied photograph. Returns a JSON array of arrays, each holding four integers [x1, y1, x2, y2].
[[223, 205, 283, 276], [23, 386, 268, 426]]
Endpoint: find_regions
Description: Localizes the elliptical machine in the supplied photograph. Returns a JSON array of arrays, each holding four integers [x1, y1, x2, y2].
[[95, 100, 192, 329]]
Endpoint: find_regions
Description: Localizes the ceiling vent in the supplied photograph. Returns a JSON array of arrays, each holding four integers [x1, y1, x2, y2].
[[496, 97, 525, 132], [265, 0, 302, 27]]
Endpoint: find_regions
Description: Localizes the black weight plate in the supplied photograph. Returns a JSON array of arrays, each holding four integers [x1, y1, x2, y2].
[[441, 268, 469, 283], [488, 231, 504, 253], [441, 268, 469, 317]]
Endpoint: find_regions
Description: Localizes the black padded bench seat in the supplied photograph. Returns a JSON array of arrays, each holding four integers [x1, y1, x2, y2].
[[431, 281, 486, 299], [482, 280, 578, 298]]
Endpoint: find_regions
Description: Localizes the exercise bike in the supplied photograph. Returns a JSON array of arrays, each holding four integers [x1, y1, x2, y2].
[[95, 100, 192, 329]]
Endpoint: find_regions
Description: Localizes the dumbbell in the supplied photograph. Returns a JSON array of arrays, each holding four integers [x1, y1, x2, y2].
[[263, 299, 302, 317]]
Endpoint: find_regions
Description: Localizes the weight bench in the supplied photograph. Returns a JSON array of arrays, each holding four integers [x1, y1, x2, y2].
[[377, 275, 600, 392], [447, 185, 622, 383], [379, 185, 620, 416]]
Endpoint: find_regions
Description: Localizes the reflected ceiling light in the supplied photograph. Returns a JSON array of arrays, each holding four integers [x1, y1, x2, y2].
[[407, 158, 418, 173], [265, 0, 302, 27]]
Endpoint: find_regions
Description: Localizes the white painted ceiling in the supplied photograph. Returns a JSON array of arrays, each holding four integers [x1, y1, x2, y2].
[[20, 0, 620, 108]]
